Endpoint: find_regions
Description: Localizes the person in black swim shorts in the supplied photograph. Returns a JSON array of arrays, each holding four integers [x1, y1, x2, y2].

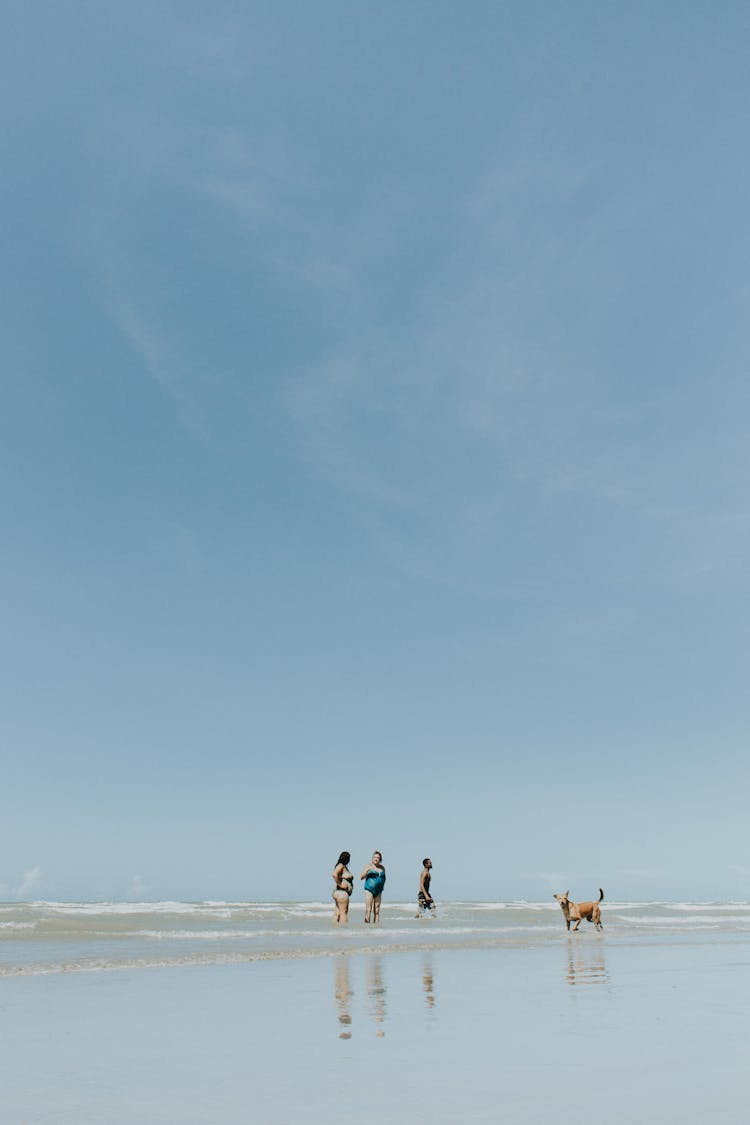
[[416, 858, 435, 917]]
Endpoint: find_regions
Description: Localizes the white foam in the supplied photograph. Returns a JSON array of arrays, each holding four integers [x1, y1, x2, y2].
[[619, 915, 726, 929], [35, 902, 234, 918], [667, 903, 750, 913]]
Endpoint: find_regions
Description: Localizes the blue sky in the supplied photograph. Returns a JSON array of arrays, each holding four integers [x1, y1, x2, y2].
[[2, 2, 749, 902]]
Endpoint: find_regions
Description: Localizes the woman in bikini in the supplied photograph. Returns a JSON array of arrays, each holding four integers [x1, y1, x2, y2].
[[332, 851, 353, 924], [360, 850, 386, 924]]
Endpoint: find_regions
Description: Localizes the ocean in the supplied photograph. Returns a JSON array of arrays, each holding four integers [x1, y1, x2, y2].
[[5, 900, 750, 1122], [3, 899, 750, 976]]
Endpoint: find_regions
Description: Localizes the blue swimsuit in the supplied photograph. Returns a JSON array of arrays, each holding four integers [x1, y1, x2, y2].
[[364, 868, 386, 895]]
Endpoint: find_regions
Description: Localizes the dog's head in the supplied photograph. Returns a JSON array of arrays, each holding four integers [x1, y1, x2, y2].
[[553, 891, 570, 907]]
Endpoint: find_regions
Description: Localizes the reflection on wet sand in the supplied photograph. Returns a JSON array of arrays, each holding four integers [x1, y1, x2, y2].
[[333, 953, 436, 1038], [565, 940, 609, 987], [367, 956, 387, 1037], [334, 959, 353, 1039], [422, 954, 436, 1012]]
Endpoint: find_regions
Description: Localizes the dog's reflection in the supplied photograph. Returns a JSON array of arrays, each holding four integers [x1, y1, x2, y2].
[[334, 958, 353, 1038], [366, 956, 387, 1037], [422, 954, 436, 1012], [565, 941, 609, 987]]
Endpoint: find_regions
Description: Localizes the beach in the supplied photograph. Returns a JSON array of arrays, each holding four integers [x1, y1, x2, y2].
[[3, 903, 749, 1123]]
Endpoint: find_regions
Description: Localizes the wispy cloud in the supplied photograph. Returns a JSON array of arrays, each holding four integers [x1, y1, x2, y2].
[[128, 874, 147, 899], [78, 25, 750, 602], [110, 299, 199, 425], [619, 868, 671, 880], [537, 872, 567, 887], [85, 109, 366, 432], [17, 866, 42, 899]]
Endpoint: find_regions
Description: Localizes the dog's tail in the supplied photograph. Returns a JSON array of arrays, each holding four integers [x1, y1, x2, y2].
[[597, 888, 604, 902]]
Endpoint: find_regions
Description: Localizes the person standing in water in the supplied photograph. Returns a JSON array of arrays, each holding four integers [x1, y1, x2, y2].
[[416, 857, 435, 917], [332, 851, 353, 924], [360, 851, 386, 923]]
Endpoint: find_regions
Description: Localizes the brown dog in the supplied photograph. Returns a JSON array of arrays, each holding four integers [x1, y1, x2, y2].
[[553, 888, 604, 931]]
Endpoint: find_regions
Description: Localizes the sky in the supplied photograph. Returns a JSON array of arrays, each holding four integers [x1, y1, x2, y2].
[[2, 2, 749, 903]]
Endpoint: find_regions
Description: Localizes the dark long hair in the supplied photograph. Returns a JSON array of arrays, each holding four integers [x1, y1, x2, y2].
[[337, 851, 351, 866]]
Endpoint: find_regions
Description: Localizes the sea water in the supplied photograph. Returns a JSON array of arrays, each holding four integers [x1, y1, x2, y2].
[[3, 902, 750, 1123], [3, 899, 750, 975]]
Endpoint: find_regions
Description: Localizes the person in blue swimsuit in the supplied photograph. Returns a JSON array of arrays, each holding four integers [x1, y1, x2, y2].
[[360, 851, 386, 923]]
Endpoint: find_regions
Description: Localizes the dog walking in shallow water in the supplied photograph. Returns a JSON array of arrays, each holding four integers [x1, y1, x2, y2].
[[553, 888, 604, 932]]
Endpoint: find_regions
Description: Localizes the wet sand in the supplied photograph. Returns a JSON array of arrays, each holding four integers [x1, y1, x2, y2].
[[3, 933, 749, 1123]]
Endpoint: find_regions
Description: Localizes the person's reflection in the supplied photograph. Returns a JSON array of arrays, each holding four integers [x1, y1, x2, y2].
[[422, 954, 436, 1013], [334, 958, 353, 1038], [565, 941, 608, 987], [366, 955, 387, 1037]]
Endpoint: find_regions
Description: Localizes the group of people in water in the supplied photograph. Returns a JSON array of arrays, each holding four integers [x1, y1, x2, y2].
[[332, 851, 434, 924]]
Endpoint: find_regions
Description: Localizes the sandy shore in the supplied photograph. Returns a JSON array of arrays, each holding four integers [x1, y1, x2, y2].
[[4, 932, 749, 1123]]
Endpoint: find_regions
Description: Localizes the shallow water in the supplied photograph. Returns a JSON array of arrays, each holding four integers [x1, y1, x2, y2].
[[3, 899, 750, 975], [3, 926, 749, 1124]]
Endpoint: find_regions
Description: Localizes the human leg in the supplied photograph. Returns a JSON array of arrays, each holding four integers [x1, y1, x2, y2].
[[333, 889, 348, 923]]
